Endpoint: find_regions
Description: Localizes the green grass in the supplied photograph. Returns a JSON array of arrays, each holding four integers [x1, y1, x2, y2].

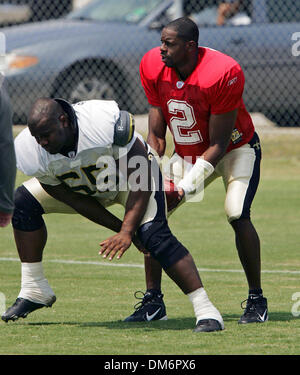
[[0, 128, 299, 355]]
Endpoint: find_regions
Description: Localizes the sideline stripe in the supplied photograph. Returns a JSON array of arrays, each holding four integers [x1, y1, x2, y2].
[[0, 257, 299, 275]]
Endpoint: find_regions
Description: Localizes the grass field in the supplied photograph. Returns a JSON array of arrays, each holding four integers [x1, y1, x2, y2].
[[0, 125, 299, 356]]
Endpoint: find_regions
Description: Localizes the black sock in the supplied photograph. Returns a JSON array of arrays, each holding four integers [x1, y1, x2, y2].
[[147, 289, 162, 296], [249, 288, 263, 296]]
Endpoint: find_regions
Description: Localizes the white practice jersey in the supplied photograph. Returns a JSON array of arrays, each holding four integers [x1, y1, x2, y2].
[[15, 100, 139, 202]]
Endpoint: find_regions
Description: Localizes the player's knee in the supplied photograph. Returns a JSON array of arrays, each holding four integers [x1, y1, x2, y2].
[[226, 209, 250, 224], [12, 185, 45, 231], [138, 220, 189, 270], [226, 205, 250, 223], [227, 212, 241, 223]]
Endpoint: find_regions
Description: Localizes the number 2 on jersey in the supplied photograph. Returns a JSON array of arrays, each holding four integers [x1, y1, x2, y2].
[[168, 99, 203, 145]]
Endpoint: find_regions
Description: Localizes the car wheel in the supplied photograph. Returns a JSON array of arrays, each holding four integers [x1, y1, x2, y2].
[[68, 76, 116, 103], [54, 63, 126, 108]]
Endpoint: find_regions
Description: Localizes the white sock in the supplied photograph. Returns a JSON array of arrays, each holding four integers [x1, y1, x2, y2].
[[18, 262, 56, 305], [188, 287, 224, 329]]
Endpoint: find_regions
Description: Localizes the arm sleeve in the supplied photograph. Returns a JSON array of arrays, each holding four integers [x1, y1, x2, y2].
[[0, 83, 16, 214], [208, 63, 245, 115], [14, 127, 61, 186]]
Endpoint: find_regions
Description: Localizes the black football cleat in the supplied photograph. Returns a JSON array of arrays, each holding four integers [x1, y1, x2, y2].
[[124, 290, 167, 322], [238, 295, 268, 324], [193, 319, 224, 333], [1, 296, 56, 322]]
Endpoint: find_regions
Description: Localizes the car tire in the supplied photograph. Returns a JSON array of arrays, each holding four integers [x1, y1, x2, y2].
[[53, 62, 127, 109]]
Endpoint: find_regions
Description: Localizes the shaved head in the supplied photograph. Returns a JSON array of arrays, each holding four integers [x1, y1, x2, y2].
[[28, 98, 64, 130], [165, 17, 199, 44], [27, 97, 76, 155]]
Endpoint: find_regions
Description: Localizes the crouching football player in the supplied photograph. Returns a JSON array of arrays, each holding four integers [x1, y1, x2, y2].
[[2, 97, 224, 332]]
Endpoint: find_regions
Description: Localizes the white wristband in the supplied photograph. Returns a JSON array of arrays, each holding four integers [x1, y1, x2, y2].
[[177, 158, 214, 195]]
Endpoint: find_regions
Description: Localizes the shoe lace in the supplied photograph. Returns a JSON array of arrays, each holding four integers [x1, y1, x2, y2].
[[132, 291, 156, 311], [241, 299, 252, 311], [241, 296, 262, 313]]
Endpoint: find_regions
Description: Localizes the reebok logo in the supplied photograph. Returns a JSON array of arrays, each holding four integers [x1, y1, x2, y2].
[[228, 76, 237, 86]]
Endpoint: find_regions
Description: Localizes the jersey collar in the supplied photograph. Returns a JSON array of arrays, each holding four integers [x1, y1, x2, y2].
[[54, 98, 79, 157]]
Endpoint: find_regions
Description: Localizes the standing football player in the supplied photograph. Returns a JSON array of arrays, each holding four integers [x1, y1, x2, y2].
[[124, 17, 268, 325], [2, 97, 224, 332]]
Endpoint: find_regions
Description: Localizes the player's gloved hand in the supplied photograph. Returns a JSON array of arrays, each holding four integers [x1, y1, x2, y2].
[[99, 230, 133, 260], [0, 212, 12, 228], [164, 177, 185, 212]]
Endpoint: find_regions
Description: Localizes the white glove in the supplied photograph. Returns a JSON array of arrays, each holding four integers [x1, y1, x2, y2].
[[177, 157, 214, 195]]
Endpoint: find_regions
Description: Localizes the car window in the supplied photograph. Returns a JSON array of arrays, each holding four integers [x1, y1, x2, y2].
[[68, 0, 162, 23], [266, 0, 300, 23], [184, 0, 252, 27], [183, 0, 300, 27]]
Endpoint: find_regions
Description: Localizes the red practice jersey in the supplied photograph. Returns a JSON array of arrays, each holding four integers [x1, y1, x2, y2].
[[140, 46, 254, 163]]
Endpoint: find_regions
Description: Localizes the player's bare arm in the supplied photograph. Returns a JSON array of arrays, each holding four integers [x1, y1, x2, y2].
[[99, 138, 152, 260], [203, 108, 238, 166], [40, 182, 146, 254], [146, 105, 185, 211], [174, 108, 238, 209], [40, 182, 124, 232], [146, 106, 167, 158]]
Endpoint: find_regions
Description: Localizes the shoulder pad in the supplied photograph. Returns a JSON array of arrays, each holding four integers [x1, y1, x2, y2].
[[114, 111, 135, 146]]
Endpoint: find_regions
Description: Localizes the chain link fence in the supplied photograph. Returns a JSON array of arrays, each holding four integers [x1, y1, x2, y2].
[[1, 0, 299, 126]]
